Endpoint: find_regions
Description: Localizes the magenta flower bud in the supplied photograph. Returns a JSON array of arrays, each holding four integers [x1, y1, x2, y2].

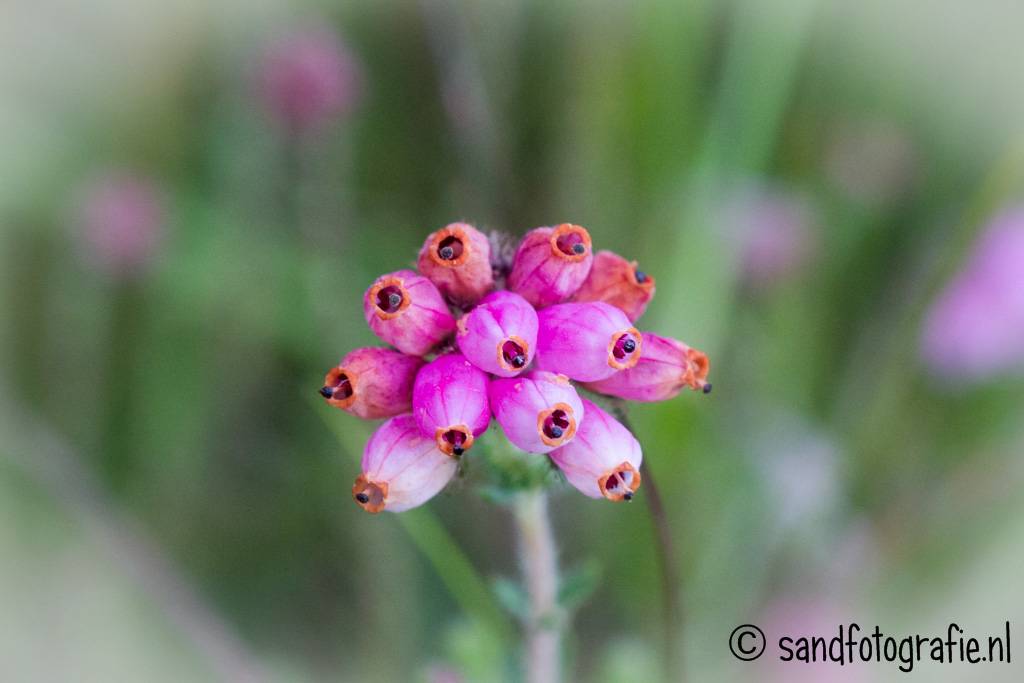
[[320, 347, 423, 419], [417, 222, 494, 306], [412, 353, 491, 457], [549, 399, 642, 502], [584, 332, 710, 400], [75, 169, 165, 278], [352, 414, 457, 514], [572, 250, 656, 322], [363, 270, 457, 356], [506, 224, 594, 308], [456, 291, 538, 377], [258, 25, 362, 134], [535, 302, 642, 382], [488, 371, 584, 453]]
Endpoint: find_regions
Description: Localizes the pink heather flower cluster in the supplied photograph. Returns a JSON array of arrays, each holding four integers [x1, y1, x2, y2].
[[322, 222, 711, 514]]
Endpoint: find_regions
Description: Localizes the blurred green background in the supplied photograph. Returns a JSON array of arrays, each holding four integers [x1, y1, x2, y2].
[[2, 0, 1024, 681]]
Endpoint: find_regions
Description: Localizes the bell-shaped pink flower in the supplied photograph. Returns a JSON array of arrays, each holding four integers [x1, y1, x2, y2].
[[506, 224, 593, 308], [584, 332, 710, 400], [535, 302, 642, 382], [412, 353, 491, 456], [488, 371, 584, 453], [352, 414, 458, 513], [571, 250, 655, 322], [417, 222, 494, 306], [363, 270, 457, 356], [456, 291, 538, 377], [549, 399, 642, 502], [320, 347, 423, 419]]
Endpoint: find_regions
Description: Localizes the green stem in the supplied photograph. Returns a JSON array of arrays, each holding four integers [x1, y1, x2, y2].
[[514, 489, 562, 683], [310, 396, 515, 647], [609, 399, 682, 682], [100, 279, 142, 491]]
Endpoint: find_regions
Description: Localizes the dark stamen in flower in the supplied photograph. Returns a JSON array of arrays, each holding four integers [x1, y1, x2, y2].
[[442, 428, 469, 456], [612, 334, 638, 360], [326, 373, 354, 400], [555, 230, 586, 257], [438, 235, 464, 261], [635, 269, 648, 284], [501, 340, 528, 369], [703, 383, 713, 394], [600, 463, 640, 501], [542, 409, 571, 440], [376, 285, 404, 313], [353, 478, 387, 512]]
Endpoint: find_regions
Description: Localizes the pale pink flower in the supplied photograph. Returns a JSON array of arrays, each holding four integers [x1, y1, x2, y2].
[[921, 206, 1024, 383], [258, 26, 362, 134], [76, 169, 165, 277]]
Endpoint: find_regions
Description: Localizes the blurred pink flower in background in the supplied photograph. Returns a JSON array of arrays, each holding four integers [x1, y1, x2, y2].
[[258, 25, 362, 134], [424, 664, 464, 683], [825, 119, 916, 206], [755, 595, 865, 683], [75, 169, 165, 278], [724, 186, 819, 290], [755, 422, 841, 534], [921, 206, 1024, 384]]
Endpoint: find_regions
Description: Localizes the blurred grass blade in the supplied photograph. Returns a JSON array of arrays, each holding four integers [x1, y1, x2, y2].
[[310, 396, 515, 647], [654, 0, 820, 352]]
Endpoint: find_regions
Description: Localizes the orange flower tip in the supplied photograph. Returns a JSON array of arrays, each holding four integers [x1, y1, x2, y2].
[[322, 369, 355, 403], [608, 328, 642, 369], [425, 225, 473, 267], [438, 426, 473, 457], [499, 337, 529, 370], [599, 462, 641, 502], [434, 233, 462, 260], [541, 408, 572, 442], [352, 475, 387, 513], [550, 224, 592, 261]]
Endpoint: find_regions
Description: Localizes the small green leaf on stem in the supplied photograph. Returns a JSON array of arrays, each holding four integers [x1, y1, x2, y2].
[[558, 559, 603, 612]]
